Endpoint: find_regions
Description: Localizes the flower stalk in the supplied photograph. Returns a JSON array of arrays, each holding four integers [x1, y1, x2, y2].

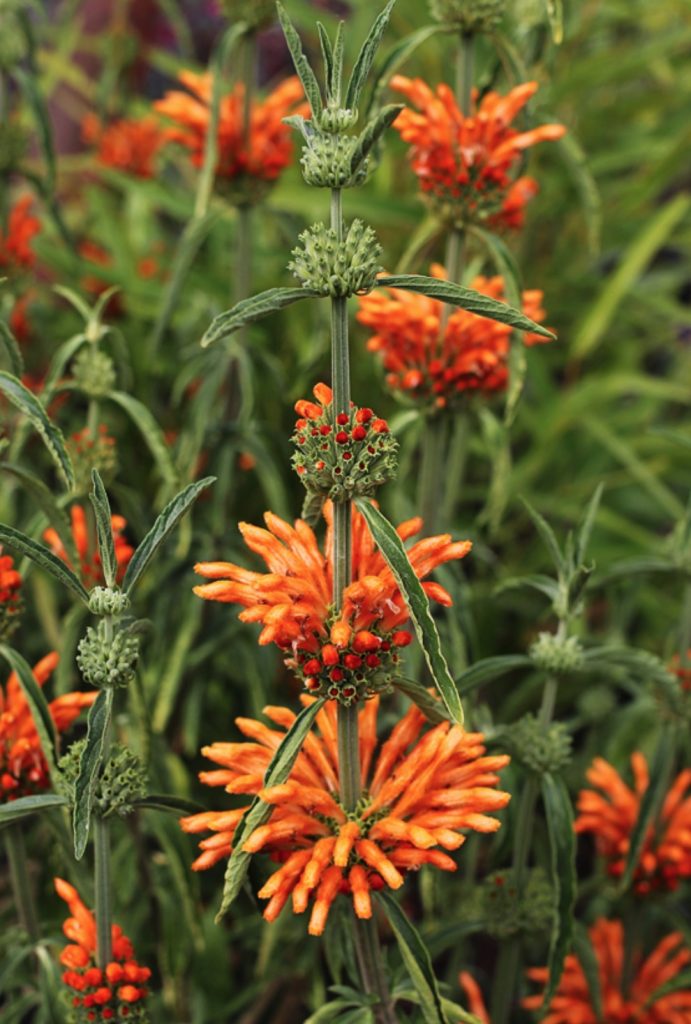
[[94, 814, 112, 967], [4, 821, 39, 941]]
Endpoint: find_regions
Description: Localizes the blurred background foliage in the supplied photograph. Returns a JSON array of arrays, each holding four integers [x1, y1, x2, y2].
[[1, 0, 690, 1020]]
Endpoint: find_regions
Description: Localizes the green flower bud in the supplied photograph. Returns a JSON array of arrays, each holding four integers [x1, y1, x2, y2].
[[319, 106, 359, 134], [300, 132, 370, 190], [288, 220, 383, 298], [428, 0, 505, 32], [77, 620, 139, 689], [67, 427, 119, 497], [88, 586, 131, 617], [530, 631, 584, 673], [507, 713, 572, 775], [71, 347, 117, 398], [59, 741, 147, 818], [469, 867, 554, 939]]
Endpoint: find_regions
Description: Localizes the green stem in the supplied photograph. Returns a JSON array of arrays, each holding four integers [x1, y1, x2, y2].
[[417, 414, 448, 535], [353, 916, 398, 1024], [4, 822, 39, 941], [491, 675, 559, 1024], [87, 396, 100, 443], [94, 815, 112, 967]]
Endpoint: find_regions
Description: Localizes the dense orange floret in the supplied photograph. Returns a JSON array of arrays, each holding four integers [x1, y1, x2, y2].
[[575, 754, 691, 893], [524, 918, 691, 1023], [193, 502, 470, 699], [1, 654, 95, 799], [181, 696, 510, 935], [55, 878, 151, 1022], [82, 113, 166, 178], [0, 552, 22, 613], [357, 264, 548, 407], [154, 72, 306, 182], [390, 77, 565, 230], [0, 196, 40, 273], [44, 505, 133, 588]]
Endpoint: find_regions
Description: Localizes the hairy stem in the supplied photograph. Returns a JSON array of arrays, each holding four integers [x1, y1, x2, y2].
[[353, 916, 398, 1024], [4, 822, 39, 941], [94, 815, 112, 967]]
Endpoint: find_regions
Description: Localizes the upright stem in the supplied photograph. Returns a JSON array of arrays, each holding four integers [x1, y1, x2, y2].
[[4, 822, 39, 941], [94, 816, 112, 967], [417, 414, 448, 536]]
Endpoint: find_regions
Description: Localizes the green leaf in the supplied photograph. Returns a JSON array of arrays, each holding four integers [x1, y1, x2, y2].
[[541, 773, 576, 1012], [132, 795, 206, 816], [394, 677, 450, 724], [276, 2, 323, 119], [0, 645, 59, 782], [572, 193, 691, 358], [494, 574, 561, 603], [366, 25, 444, 116], [544, 0, 564, 43], [317, 23, 334, 102], [522, 499, 565, 576], [216, 697, 326, 921], [572, 923, 603, 1021], [0, 793, 67, 826], [354, 498, 463, 725], [554, 132, 601, 257], [645, 969, 691, 1004], [375, 276, 554, 339], [73, 688, 113, 860], [454, 655, 532, 696], [377, 891, 447, 1024], [106, 390, 178, 487], [0, 371, 74, 490], [201, 287, 320, 347], [15, 67, 57, 191], [89, 471, 116, 589], [331, 21, 345, 105], [0, 320, 24, 376], [344, 0, 396, 114], [0, 524, 90, 605], [1, 463, 79, 568], [122, 476, 215, 594], [619, 724, 678, 893], [149, 212, 216, 352], [350, 104, 403, 176], [575, 483, 604, 566]]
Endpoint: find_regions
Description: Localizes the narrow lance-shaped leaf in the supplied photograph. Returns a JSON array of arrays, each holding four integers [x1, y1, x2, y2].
[[0, 524, 90, 606], [201, 287, 321, 347], [0, 371, 74, 490], [455, 655, 533, 697], [0, 793, 67, 826], [0, 320, 24, 376], [377, 891, 447, 1024], [394, 677, 450, 724], [0, 645, 59, 783], [376, 276, 555, 339], [276, 2, 323, 119], [73, 688, 114, 860], [522, 498, 566, 576], [331, 21, 345, 105], [354, 498, 464, 725], [14, 67, 57, 191], [344, 0, 397, 114], [572, 923, 603, 1021], [619, 723, 678, 893], [541, 773, 577, 1012], [317, 23, 334, 103], [1, 463, 79, 568], [89, 470, 117, 589], [123, 476, 216, 594], [350, 104, 403, 177], [575, 483, 604, 566], [106, 390, 178, 487], [216, 697, 326, 921]]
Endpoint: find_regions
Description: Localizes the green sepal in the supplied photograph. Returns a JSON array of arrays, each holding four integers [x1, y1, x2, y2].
[[354, 497, 464, 725]]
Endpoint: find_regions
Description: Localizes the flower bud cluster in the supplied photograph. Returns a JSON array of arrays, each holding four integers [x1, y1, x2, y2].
[[300, 131, 370, 189], [288, 220, 382, 298], [429, 0, 505, 32], [59, 742, 147, 818], [508, 713, 572, 775], [68, 426, 118, 496], [77, 620, 139, 689], [292, 383, 398, 504], [88, 587, 131, 617], [529, 631, 584, 673], [72, 347, 117, 398], [469, 867, 554, 939], [319, 106, 359, 134], [290, 618, 413, 706]]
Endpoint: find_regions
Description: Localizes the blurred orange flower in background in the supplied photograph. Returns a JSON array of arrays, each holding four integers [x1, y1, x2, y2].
[[1, 653, 94, 799], [55, 877, 151, 1019], [575, 753, 691, 893], [44, 505, 133, 588], [0, 196, 40, 274], [358, 264, 547, 407], [82, 113, 166, 178], [391, 77, 565, 230], [181, 696, 510, 934], [524, 918, 691, 1023]]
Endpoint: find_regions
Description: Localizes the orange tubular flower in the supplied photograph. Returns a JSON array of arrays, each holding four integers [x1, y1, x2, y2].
[[357, 264, 548, 408], [181, 697, 510, 935], [524, 918, 691, 1024], [82, 112, 166, 178], [44, 505, 133, 589], [193, 502, 470, 703], [459, 972, 490, 1024], [0, 196, 40, 274], [1, 654, 95, 799], [154, 73, 306, 195], [0, 551, 22, 638], [55, 878, 151, 1022], [391, 76, 565, 230], [575, 754, 691, 894]]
